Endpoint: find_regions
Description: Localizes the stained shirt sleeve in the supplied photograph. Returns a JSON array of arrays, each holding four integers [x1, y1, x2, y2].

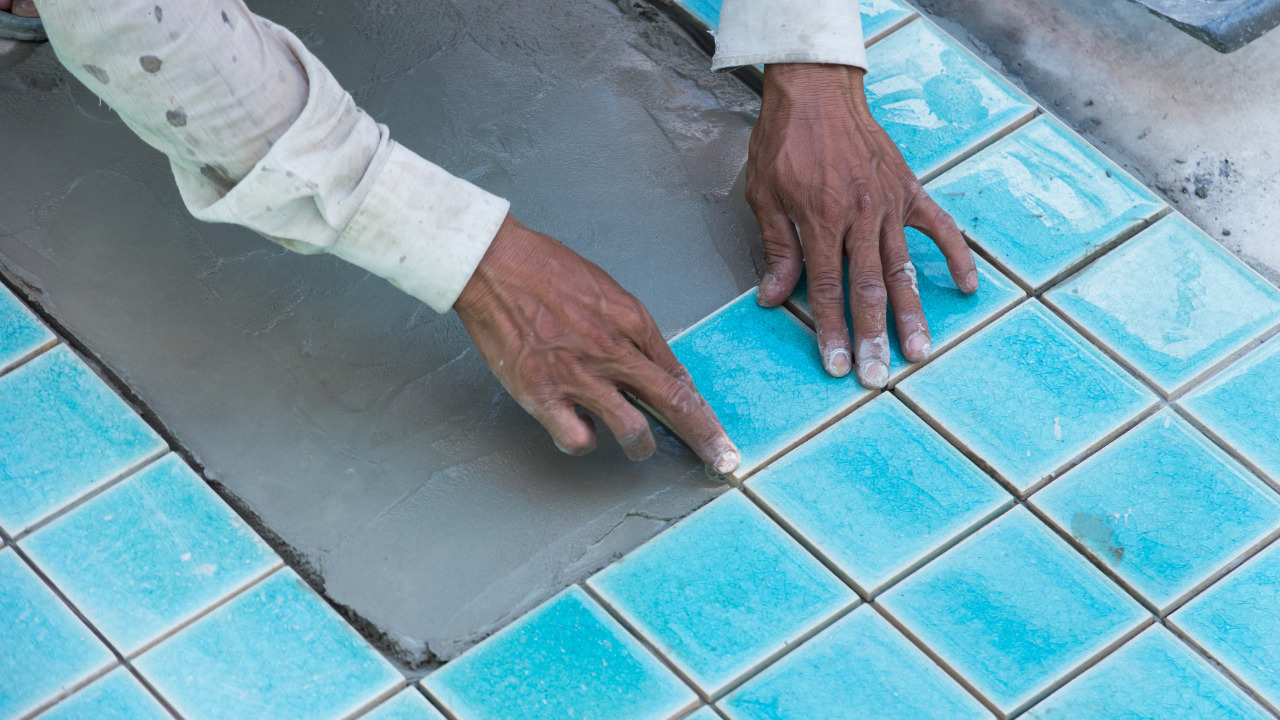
[[36, 0, 509, 313], [711, 0, 867, 71]]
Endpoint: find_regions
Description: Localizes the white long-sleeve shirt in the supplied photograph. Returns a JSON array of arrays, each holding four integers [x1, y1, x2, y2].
[[37, 0, 864, 312]]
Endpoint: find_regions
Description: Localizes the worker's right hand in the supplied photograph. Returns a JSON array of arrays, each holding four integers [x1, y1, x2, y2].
[[0, 0, 39, 17], [455, 214, 741, 474]]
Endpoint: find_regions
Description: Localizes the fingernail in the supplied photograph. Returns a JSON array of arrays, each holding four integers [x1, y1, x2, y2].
[[826, 348, 852, 377], [16, 0, 32, 11], [860, 359, 890, 387], [757, 273, 777, 304], [964, 271, 979, 292], [906, 332, 931, 358], [714, 446, 741, 474]]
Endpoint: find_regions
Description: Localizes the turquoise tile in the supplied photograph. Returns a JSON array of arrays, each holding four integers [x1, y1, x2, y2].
[[36, 667, 171, 720], [23, 454, 281, 656], [0, 345, 165, 535], [134, 570, 401, 720], [898, 301, 1156, 493], [928, 116, 1165, 290], [785, 229, 1025, 382], [673, 0, 721, 29], [0, 549, 115, 720], [865, 19, 1035, 179], [684, 709, 721, 720], [1023, 626, 1271, 720], [721, 606, 991, 720], [1032, 410, 1280, 612], [1172, 541, 1280, 708], [423, 586, 696, 720], [587, 492, 856, 695], [1046, 215, 1280, 395], [861, 0, 915, 42], [364, 689, 446, 720], [1182, 334, 1280, 483], [879, 508, 1149, 714], [747, 393, 1010, 594], [670, 290, 869, 478], [0, 284, 53, 372]]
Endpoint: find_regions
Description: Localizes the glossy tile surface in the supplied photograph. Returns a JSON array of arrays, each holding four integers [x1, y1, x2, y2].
[[364, 689, 446, 720], [1033, 411, 1280, 611], [134, 570, 401, 720], [861, 0, 915, 41], [671, 290, 869, 477], [1046, 215, 1280, 394], [898, 301, 1156, 492], [1023, 626, 1271, 720], [785, 229, 1025, 381], [0, 284, 53, 372], [748, 393, 1010, 594], [928, 116, 1165, 289], [880, 508, 1148, 713], [588, 492, 856, 695], [37, 667, 172, 720], [1182, 334, 1280, 482], [0, 345, 165, 534], [423, 586, 695, 720], [721, 606, 991, 720], [683, 709, 721, 720], [865, 19, 1035, 179], [1172, 542, 1280, 708], [23, 453, 281, 656], [0, 549, 115, 720]]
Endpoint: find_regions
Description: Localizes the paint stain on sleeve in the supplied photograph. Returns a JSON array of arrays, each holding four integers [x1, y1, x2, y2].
[[154, 5, 162, 22], [140, 56, 163, 73], [166, 109, 188, 127], [82, 65, 109, 85]]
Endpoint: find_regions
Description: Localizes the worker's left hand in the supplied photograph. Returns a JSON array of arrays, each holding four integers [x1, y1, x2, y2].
[[747, 63, 978, 388], [0, 0, 39, 17]]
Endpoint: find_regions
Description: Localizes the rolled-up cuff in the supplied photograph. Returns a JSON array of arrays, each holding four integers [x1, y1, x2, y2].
[[711, 0, 867, 72]]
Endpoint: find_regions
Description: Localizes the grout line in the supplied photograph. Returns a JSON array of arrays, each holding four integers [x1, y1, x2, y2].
[[1166, 616, 1280, 719], [339, 681, 407, 720], [864, 10, 918, 47], [1160, 525, 1280, 621], [121, 664, 185, 720], [0, 335, 58, 381], [891, 384, 1024, 497], [1024, 212, 1162, 298], [884, 290, 1026, 391], [415, 684, 459, 720], [917, 107, 1038, 186], [1175, 403, 1280, 492]]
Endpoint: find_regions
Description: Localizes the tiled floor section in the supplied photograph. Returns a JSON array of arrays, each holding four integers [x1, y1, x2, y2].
[[6, 1, 1280, 719]]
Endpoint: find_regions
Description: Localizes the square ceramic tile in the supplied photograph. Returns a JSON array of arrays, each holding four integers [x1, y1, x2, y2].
[[1022, 626, 1271, 720], [861, 0, 916, 43], [134, 569, 401, 720], [0, 284, 54, 373], [670, 290, 869, 478], [927, 116, 1165, 290], [1182, 334, 1280, 483], [363, 689, 446, 720], [747, 393, 1011, 595], [720, 606, 992, 720], [587, 491, 856, 696], [864, 19, 1036, 180], [423, 586, 696, 720], [36, 667, 171, 720], [879, 508, 1149, 714], [0, 345, 165, 535], [784, 229, 1025, 382], [1172, 541, 1280, 708], [683, 709, 721, 720], [23, 453, 282, 656], [1045, 215, 1280, 396], [897, 301, 1157, 494], [1032, 410, 1280, 612], [0, 549, 115, 720]]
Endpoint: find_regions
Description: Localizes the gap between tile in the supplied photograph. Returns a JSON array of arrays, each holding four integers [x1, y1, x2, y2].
[[1165, 614, 1280, 720], [1175, 399, 1280, 491], [0, 336, 57, 381]]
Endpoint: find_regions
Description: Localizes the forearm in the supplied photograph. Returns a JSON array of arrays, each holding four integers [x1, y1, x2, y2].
[[712, 0, 867, 71]]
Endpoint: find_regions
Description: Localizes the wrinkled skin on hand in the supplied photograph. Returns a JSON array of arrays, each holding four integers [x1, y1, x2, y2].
[[748, 63, 978, 388], [0, 0, 39, 17], [456, 214, 741, 474]]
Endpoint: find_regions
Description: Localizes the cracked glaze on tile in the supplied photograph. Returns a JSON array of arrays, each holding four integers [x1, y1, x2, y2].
[[1182, 333, 1280, 482], [865, 19, 1035, 179], [720, 606, 992, 720], [0, 549, 115, 720], [1032, 410, 1280, 611], [36, 667, 172, 720], [587, 491, 855, 695], [747, 393, 1010, 594], [1022, 626, 1271, 720], [682, 709, 721, 720], [363, 689, 446, 720], [134, 570, 401, 720], [1172, 541, 1280, 709], [423, 586, 695, 720], [0, 345, 165, 535], [879, 508, 1149, 714], [0, 283, 53, 372], [670, 290, 869, 477], [898, 301, 1156, 493], [1046, 215, 1280, 395], [23, 454, 281, 656], [928, 116, 1165, 289], [785, 229, 1025, 382]]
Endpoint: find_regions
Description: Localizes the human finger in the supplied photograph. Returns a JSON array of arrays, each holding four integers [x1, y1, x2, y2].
[[880, 219, 932, 363], [846, 213, 891, 388], [908, 191, 978, 293], [747, 189, 804, 307]]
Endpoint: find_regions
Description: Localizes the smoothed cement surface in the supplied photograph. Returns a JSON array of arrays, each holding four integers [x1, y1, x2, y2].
[[0, 0, 761, 665]]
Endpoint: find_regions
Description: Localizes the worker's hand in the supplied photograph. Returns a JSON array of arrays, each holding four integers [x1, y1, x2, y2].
[[748, 63, 978, 388], [455, 214, 741, 474], [0, 0, 39, 17]]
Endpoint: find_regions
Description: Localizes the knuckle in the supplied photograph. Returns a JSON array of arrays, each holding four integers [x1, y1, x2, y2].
[[853, 189, 876, 216], [851, 274, 889, 306], [807, 272, 846, 303], [812, 188, 848, 220], [658, 379, 697, 419]]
